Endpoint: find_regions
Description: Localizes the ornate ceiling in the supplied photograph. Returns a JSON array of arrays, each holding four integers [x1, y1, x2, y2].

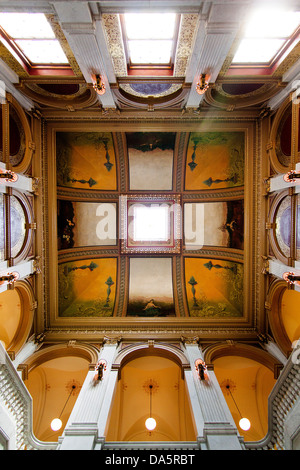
[[0, 0, 299, 346]]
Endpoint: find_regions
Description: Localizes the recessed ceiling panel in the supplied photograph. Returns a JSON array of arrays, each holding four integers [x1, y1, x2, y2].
[[185, 257, 243, 318], [185, 132, 245, 191], [127, 132, 175, 191], [128, 257, 175, 317], [58, 258, 117, 317], [56, 132, 117, 190]]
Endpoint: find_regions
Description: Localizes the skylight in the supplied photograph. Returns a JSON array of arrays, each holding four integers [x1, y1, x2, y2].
[[133, 205, 169, 241], [0, 12, 68, 64], [123, 13, 177, 65], [232, 7, 300, 64]]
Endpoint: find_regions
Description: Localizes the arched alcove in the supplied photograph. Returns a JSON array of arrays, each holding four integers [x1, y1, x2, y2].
[[266, 279, 294, 356], [204, 343, 277, 442], [106, 348, 195, 442], [0, 280, 35, 355], [0, 288, 22, 350], [280, 289, 300, 344], [213, 355, 276, 442], [23, 343, 98, 442]]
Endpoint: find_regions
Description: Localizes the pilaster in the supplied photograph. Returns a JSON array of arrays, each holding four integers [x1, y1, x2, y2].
[[183, 341, 244, 450], [58, 339, 120, 450]]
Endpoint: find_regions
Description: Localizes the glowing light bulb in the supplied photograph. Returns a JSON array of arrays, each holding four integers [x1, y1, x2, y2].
[[145, 417, 156, 431], [50, 418, 62, 431], [239, 417, 251, 431]]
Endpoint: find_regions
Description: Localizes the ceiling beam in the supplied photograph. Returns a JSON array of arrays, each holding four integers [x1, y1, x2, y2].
[[52, 1, 117, 109], [184, 2, 250, 109]]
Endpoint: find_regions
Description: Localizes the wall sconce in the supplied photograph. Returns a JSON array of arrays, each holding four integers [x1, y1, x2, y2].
[[145, 383, 156, 431], [50, 384, 77, 432], [283, 271, 300, 286], [283, 170, 300, 183], [196, 74, 209, 95], [0, 271, 19, 287], [91, 74, 106, 95], [94, 359, 107, 381], [195, 359, 208, 380], [0, 168, 18, 183], [225, 383, 251, 431]]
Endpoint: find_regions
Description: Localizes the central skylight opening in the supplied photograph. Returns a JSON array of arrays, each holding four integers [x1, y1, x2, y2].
[[232, 7, 300, 64], [133, 205, 169, 241], [0, 12, 68, 64], [123, 13, 177, 65]]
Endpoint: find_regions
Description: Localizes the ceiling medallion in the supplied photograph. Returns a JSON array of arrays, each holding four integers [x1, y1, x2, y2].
[[143, 378, 159, 394]]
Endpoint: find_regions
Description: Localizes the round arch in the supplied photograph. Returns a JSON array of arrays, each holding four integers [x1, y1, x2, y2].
[[112, 342, 191, 379], [267, 189, 291, 265], [10, 189, 35, 264], [203, 341, 278, 372], [8, 95, 34, 174], [268, 97, 295, 174], [204, 342, 277, 442], [266, 278, 295, 356], [6, 280, 36, 355], [23, 342, 99, 374], [106, 342, 195, 443]]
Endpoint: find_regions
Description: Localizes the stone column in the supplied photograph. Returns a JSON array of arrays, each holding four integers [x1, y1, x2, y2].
[[58, 339, 120, 450], [183, 341, 244, 450]]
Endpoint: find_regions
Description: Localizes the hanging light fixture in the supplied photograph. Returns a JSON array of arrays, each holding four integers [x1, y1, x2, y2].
[[145, 383, 156, 431], [91, 73, 106, 95], [50, 384, 76, 432], [225, 384, 251, 431], [196, 74, 209, 95]]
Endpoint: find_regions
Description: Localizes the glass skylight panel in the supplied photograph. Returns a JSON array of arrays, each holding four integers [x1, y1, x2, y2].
[[133, 205, 169, 241], [15, 39, 68, 64], [123, 13, 176, 64], [124, 13, 176, 40], [0, 12, 68, 65], [0, 12, 55, 38], [232, 7, 300, 64], [233, 38, 285, 63], [244, 9, 300, 38], [128, 40, 174, 64]]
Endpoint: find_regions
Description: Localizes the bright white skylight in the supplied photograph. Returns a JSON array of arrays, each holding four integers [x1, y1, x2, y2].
[[233, 38, 285, 64], [124, 13, 176, 64], [0, 12, 55, 38], [15, 39, 68, 64], [128, 40, 174, 64], [232, 7, 300, 64], [133, 205, 169, 241], [0, 12, 68, 64]]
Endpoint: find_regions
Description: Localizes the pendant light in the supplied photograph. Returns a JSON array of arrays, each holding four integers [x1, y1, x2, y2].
[[226, 384, 251, 431], [145, 384, 156, 431], [50, 384, 76, 432]]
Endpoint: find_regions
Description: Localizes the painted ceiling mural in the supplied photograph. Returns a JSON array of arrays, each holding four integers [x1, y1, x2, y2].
[[56, 130, 245, 319]]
